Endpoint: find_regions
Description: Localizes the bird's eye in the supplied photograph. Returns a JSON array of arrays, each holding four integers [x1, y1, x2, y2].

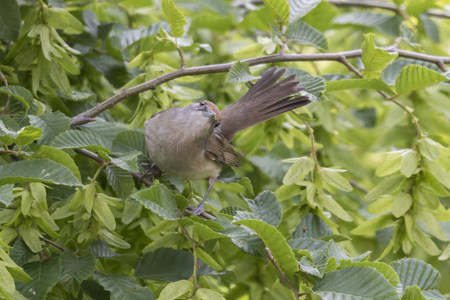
[[199, 101, 206, 107]]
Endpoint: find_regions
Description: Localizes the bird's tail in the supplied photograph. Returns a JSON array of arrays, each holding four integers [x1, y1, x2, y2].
[[219, 67, 311, 140]]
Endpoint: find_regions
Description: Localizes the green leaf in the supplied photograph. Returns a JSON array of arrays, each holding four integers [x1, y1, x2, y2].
[[179, 218, 225, 242], [417, 138, 441, 161], [338, 260, 400, 287], [413, 228, 441, 256], [0, 264, 16, 294], [143, 233, 184, 252], [351, 214, 396, 235], [422, 159, 450, 189], [226, 62, 259, 83], [16, 126, 43, 148], [283, 156, 314, 185], [298, 74, 327, 102], [366, 175, 405, 201], [312, 267, 399, 300], [157, 280, 193, 300], [196, 248, 223, 271], [44, 8, 84, 34], [288, 0, 321, 21], [420, 13, 440, 43], [395, 65, 447, 95], [317, 168, 353, 192], [105, 165, 135, 199], [16, 255, 61, 300], [196, 289, 226, 300], [382, 59, 440, 86], [131, 182, 178, 220], [400, 149, 419, 177], [163, 84, 205, 101], [162, 0, 187, 38], [0, 0, 21, 41], [325, 78, 395, 95], [34, 145, 81, 181], [402, 286, 426, 300], [390, 258, 441, 292], [286, 19, 328, 51], [60, 252, 96, 294], [333, 12, 394, 29], [29, 111, 71, 145], [392, 193, 413, 218], [234, 219, 298, 274], [291, 213, 332, 239], [136, 247, 217, 281], [263, 0, 290, 24], [413, 183, 439, 210], [53, 45, 80, 75], [112, 130, 146, 158], [361, 33, 398, 78], [0, 184, 14, 206], [0, 159, 81, 187], [17, 224, 42, 253], [51, 130, 112, 154], [414, 208, 448, 241], [49, 61, 72, 96], [94, 273, 155, 300], [244, 190, 282, 227], [0, 86, 33, 109], [376, 151, 403, 177], [93, 194, 116, 231], [317, 194, 353, 222], [100, 229, 131, 250], [289, 238, 328, 252]]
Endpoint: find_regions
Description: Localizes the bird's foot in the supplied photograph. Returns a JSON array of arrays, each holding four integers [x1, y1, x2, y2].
[[140, 163, 163, 182], [190, 202, 205, 216]]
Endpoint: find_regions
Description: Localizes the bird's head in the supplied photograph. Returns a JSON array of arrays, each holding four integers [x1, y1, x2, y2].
[[192, 100, 221, 127]]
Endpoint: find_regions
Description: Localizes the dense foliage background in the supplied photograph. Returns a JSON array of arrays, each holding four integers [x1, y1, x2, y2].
[[0, 0, 450, 299]]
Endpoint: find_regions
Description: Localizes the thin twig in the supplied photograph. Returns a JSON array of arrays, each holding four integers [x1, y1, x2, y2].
[[74, 148, 155, 186], [339, 54, 424, 138], [70, 48, 450, 127], [303, 120, 320, 169], [265, 247, 300, 300], [178, 222, 199, 296], [0, 70, 11, 114], [349, 180, 368, 194], [176, 46, 186, 68], [39, 237, 68, 251]]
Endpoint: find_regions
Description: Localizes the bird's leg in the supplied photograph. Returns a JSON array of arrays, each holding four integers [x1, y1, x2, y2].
[[140, 163, 163, 181], [191, 177, 215, 216]]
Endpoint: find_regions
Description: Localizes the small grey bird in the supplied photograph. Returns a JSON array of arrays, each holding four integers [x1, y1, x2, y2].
[[144, 67, 311, 215]]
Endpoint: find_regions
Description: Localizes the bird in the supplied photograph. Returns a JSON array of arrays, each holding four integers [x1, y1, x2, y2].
[[144, 67, 311, 215]]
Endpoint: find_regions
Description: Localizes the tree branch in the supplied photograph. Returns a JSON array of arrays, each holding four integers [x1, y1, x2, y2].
[[39, 237, 68, 251], [74, 148, 155, 186], [265, 247, 300, 300], [234, 0, 450, 19], [328, 0, 450, 19], [70, 49, 450, 127]]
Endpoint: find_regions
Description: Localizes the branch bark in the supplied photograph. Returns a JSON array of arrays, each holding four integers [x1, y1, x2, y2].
[[70, 48, 450, 127], [328, 0, 450, 19]]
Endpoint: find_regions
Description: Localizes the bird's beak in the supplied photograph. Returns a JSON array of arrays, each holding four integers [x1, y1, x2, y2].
[[203, 111, 215, 118]]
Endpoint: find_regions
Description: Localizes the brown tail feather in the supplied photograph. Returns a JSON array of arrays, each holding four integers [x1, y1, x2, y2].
[[219, 67, 311, 140]]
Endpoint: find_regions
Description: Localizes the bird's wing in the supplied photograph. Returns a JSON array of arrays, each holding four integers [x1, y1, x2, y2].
[[219, 67, 311, 140], [204, 129, 241, 167]]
